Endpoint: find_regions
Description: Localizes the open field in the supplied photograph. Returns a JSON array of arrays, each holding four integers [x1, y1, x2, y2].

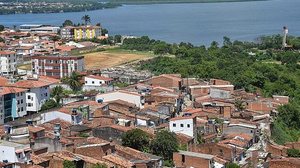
[[83, 48, 155, 70]]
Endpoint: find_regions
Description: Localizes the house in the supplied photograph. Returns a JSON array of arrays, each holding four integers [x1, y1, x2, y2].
[[169, 115, 196, 138], [223, 121, 259, 143], [0, 140, 31, 164], [0, 87, 27, 124], [144, 74, 182, 90], [84, 75, 113, 86], [0, 51, 17, 76], [31, 55, 85, 79], [173, 150, 215, 168], [13, 76, 59, 112], [92, 125, 133, 144], [96, 90, 145, 109]]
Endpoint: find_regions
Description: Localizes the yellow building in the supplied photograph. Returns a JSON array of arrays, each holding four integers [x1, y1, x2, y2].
[[73, 25, 101, 40]]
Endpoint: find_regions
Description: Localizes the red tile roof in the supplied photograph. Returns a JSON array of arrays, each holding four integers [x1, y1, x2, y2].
[[13, 76, 59, 88]]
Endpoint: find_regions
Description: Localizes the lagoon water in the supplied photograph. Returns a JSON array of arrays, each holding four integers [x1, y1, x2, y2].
[[0, 0, 299, 45]]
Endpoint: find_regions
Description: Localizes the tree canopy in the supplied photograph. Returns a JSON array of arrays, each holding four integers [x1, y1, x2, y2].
[[122, 129, 150, 152]]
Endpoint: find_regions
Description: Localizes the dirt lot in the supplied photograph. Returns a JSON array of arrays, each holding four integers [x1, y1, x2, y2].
[[83, 49, 153, 70]]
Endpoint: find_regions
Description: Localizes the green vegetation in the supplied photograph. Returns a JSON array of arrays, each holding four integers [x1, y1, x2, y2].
[[225, 163, 240, 168], [81, 15, 91, 26], [121, 129, 178, 165], [150, 130, 178, 162], [287, 148, 300, 158], [109, 0, 266, 5], [0, 25, 4, 32], [41, 99, 59, 111], [62, 20, 73, 27], [122, 129, 150, 152], [63, 160, 76, 168], [91, 164, 108, 168], [61, 72, 83, 92]]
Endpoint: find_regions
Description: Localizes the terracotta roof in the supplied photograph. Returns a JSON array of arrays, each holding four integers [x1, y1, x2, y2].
[[176, 133, 194, 143], [103, 154, 134, 167], [31, 154, 49, 164], [0, 87, 27, 96], [0, 51, 15, 55], [13, 76, 59, 88], [170, 115, 196, 121], [28, 125, 45, 133], [86, 75, 113, 81]]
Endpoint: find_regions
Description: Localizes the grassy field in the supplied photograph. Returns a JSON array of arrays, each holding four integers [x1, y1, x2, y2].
[[83, 48, 155, 70]]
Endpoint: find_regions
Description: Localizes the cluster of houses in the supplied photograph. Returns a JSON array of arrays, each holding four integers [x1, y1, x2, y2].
[[0, 25, 299, 168]]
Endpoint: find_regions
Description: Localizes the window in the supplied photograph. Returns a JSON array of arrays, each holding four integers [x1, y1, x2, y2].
[[173, 123, 176, 127], [92, 81, 95, 84], [180, 124, 184, 127], [182, 155, 185, 163], [27, 95, 31, 99], [250, 130, 253, 133], [85, 81, 87, 84], [18, 108, 20, 112], [21, 107, 24, 111], [187, 124, 190, 128], [45, 93, 48, 97], [21, 99, 23, 103], [17, 100, 20, 104]]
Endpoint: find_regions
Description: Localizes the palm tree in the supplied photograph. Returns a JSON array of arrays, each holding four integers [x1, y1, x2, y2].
[[51, 86, 64, 105], [62, 72, 82, 92], [81, 15, 91, 26]]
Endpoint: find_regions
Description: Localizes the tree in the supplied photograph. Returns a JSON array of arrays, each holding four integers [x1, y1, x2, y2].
[[61, 72, 82, 92], [225, 163, 240, 168], [150, 130, 178, 161], [51, 86, 64, 104], [63, 160, 76, 168], [122, 129, 150, 152], [41, 99, 58, 111], [114, 35, 122, 43], [153, 43, 171, 55], [223, 36, 232, 47], [287, 148, 300, 157], [63, 20, 73, 27], [101, 28, 108, 36], [0, 37, 4, 43], [0, 25, 4, 32], [81, 15, 91, 25], [96, 23, 101, 27]]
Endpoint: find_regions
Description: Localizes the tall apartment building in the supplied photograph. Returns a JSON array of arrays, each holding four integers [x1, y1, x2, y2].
[[61, 25, 101, 40], [0, 87, 27, 124], [31, 55, 85, 79], [0, 51, 17, 76]]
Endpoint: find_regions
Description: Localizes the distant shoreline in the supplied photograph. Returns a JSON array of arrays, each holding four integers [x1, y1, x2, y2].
[[0, 0, 268, 16], [109, 0, 268, 5]]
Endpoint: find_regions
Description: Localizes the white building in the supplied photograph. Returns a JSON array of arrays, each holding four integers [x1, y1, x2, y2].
[[0, 51, 17, 76], [96, 90, 145, 108], [0, 140, 31, 164], [84, 75, 113, 86], [169, 116, 196, 138], [13, 76, 59, 112]]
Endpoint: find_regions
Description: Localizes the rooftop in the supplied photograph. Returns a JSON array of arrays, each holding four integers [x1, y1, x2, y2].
[[177, 150, 214, 160]]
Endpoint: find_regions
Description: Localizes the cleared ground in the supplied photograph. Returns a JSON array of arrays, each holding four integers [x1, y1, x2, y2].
[[83, 49, 154, 70]]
